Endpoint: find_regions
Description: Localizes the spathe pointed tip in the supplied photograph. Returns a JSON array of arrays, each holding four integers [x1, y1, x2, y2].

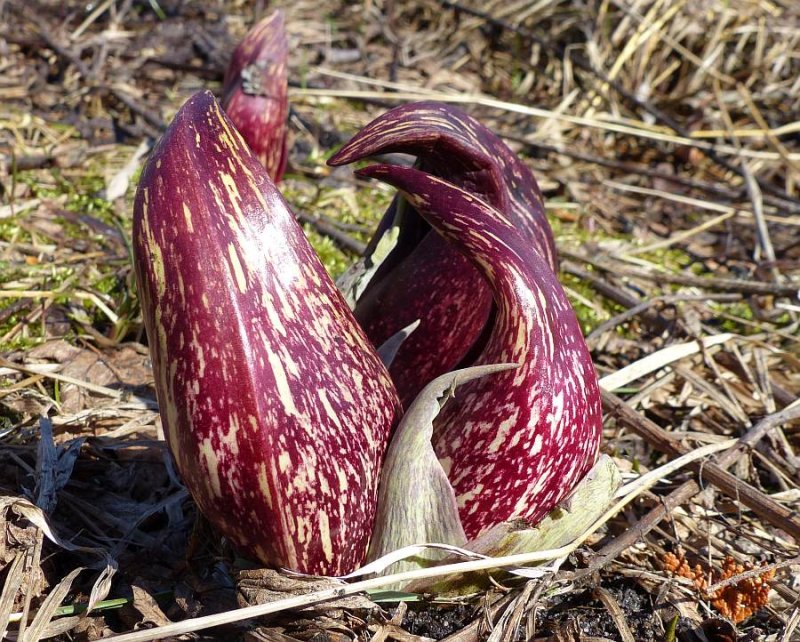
[[173, 89, 220, 123], [158, 89, 213, 133], [221, 10, 289, 180], [246, 9, 286, 45], [187, 88, 217, 104]]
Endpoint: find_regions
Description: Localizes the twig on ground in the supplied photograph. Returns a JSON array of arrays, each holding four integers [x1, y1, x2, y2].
[[585, 293, 741, 348], [563, 254, 800, 299], [295, 210, 366, 254], [602, 390, 800, 540], [575, 399, 800, 582]]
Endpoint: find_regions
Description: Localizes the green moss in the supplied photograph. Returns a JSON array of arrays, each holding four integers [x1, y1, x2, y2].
[[93, 272, 123, 296], [0, 163, 137, 352], [0, 218, 33, 246], [2, 335, 46, 351], [0, 261, 27, 286], [19, 168, 122, 231], [281, 178, 391, 277], [544, 204, 711, 335], [546, 209, 628, 334], [707, 299, 773, 335], [560, 271, 626, 335], [635, 247, 694, 271], [717, 300, 754, 322], [0, 301, 47, 350], [303, 226, 350, 276]]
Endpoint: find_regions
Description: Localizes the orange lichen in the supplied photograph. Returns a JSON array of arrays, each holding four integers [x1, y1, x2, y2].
[[663, 552, 775, 624]]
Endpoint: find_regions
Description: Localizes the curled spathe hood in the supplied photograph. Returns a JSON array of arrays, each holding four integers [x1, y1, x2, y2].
[[329, 102, 557, 406]]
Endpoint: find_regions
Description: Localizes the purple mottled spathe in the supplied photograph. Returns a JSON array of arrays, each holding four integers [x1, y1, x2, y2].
[[133, 91, 401, 575], [357, 164, 602, 540], [222, 10, 289, 181], [329, 102, 557, 406]]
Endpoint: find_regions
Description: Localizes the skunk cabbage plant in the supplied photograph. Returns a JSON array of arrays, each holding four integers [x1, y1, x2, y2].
[[133, 91, 400, 576], [329, 102, 558, 406], [221, 10, 289, 181], [356, 164, 601, 540], [133, 91, 604, 579]]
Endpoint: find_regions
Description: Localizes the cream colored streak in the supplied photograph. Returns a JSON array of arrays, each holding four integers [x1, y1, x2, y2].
[[199, 438, 223, 497], [487, 411, 520, 453], [267, 347, 297, 416], [317, 389, 342, 430], [182, 202, 194, 233], [219, 415, 240, 456], [227, 243, 248, 293], [257, 462, 274, 510], [318, 511, 333, 563]]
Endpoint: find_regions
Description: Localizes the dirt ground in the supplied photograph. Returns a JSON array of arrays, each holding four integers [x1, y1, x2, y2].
[[1, 0, 800, 640]]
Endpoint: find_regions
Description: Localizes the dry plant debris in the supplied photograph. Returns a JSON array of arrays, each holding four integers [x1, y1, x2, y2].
[[1, 0, 800, 640]]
